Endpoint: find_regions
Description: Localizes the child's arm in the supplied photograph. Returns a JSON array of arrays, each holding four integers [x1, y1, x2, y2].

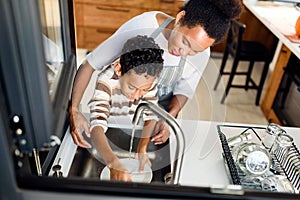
[[136, 120, 156, 172], [91, 126, 132, 182]]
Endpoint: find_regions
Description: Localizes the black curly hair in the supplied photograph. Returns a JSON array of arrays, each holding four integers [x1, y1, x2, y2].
[[179, 0, 243, 44], [119, 35, 164, 77]]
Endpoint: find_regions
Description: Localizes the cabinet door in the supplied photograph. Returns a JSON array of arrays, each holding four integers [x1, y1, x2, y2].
[[78, 4, 146, 29], [261, 45, 292, 122], [75, 0, 154, 9], [74, 0, 184, 50], [76, 26, 113, 49]]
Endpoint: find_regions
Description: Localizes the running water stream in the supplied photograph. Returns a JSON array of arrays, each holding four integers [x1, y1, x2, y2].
[[128, 125, 136, 159]]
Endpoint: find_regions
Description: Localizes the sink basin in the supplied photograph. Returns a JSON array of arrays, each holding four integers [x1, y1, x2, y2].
[[100, 158, 153, 183], [68, 127, 171, 183]]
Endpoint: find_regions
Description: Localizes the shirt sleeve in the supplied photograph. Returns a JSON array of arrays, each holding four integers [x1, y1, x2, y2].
[[88, 74, 112, 133], [173, 48, 210, 99], [86, 12, 158, 71]]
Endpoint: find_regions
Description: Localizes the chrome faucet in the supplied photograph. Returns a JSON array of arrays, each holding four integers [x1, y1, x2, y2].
[[132, 101, 185, 185]]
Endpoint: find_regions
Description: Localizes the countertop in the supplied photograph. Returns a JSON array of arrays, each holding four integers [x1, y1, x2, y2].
[[52, 117, 300, 190], [170, 119, 300, 187], [243, 0, 300, 59]]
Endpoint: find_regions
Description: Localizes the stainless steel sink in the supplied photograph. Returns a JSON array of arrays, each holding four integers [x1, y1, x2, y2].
[[67, 127, 171, 183]]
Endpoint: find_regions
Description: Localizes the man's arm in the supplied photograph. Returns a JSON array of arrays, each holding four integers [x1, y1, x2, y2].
[[151, 94, 188, 144], [168, 94, 188, 118], [69, 61, 95, 148]]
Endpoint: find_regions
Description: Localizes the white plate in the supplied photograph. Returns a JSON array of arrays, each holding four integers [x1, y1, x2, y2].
[[100, 158, 152, 183]]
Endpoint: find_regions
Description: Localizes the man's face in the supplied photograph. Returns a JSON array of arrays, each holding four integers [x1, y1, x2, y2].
[[167, 11, 215, 57], [168, 24, 215, 57]]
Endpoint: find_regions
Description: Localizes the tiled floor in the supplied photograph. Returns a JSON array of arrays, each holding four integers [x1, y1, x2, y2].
[[178, 52, 269, 125], [76, 49, 269, 126]]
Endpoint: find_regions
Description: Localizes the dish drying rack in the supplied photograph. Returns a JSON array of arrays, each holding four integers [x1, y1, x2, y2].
[[217, 124, 300, 192]]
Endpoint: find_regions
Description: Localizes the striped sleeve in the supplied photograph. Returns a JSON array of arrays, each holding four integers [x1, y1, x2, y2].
[[88, 79, 111, 133]]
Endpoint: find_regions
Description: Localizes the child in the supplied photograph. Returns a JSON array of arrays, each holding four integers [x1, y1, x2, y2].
[[88, 35, 164, 182]]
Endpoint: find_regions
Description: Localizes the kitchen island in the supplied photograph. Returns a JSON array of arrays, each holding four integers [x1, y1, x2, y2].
[[51, 117, 300, 194], [242, 0, 300, 124], [171, 120, 300, 189]]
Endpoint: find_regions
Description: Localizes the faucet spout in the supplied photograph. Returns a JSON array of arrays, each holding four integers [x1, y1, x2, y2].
[[132, 101, 185, 185]]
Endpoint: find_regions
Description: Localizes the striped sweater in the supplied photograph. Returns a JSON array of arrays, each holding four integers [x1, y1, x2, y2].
[[88, 65, 158, 133]]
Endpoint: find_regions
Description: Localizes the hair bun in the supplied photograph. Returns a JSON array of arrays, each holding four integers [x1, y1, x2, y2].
[[207, 0, 243, 20]]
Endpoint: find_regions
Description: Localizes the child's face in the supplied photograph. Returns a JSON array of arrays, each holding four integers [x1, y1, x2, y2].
[[119, 70, 156, 101]]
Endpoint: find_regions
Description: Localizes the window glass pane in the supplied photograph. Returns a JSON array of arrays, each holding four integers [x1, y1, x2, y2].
[[38, 0, 64, 98]]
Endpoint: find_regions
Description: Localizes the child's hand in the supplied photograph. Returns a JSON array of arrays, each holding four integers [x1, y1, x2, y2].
[[109, 161, 132, 182], [151, 120, 170, 145], [136, 153, 152, 172]]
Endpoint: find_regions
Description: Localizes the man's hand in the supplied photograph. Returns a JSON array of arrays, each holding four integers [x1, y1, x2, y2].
[[69, 107, 91, 148], [151, 120, 170, 145]]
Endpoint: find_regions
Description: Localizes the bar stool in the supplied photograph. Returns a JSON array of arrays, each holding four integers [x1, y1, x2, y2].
[[213, 19, 274, 105]]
